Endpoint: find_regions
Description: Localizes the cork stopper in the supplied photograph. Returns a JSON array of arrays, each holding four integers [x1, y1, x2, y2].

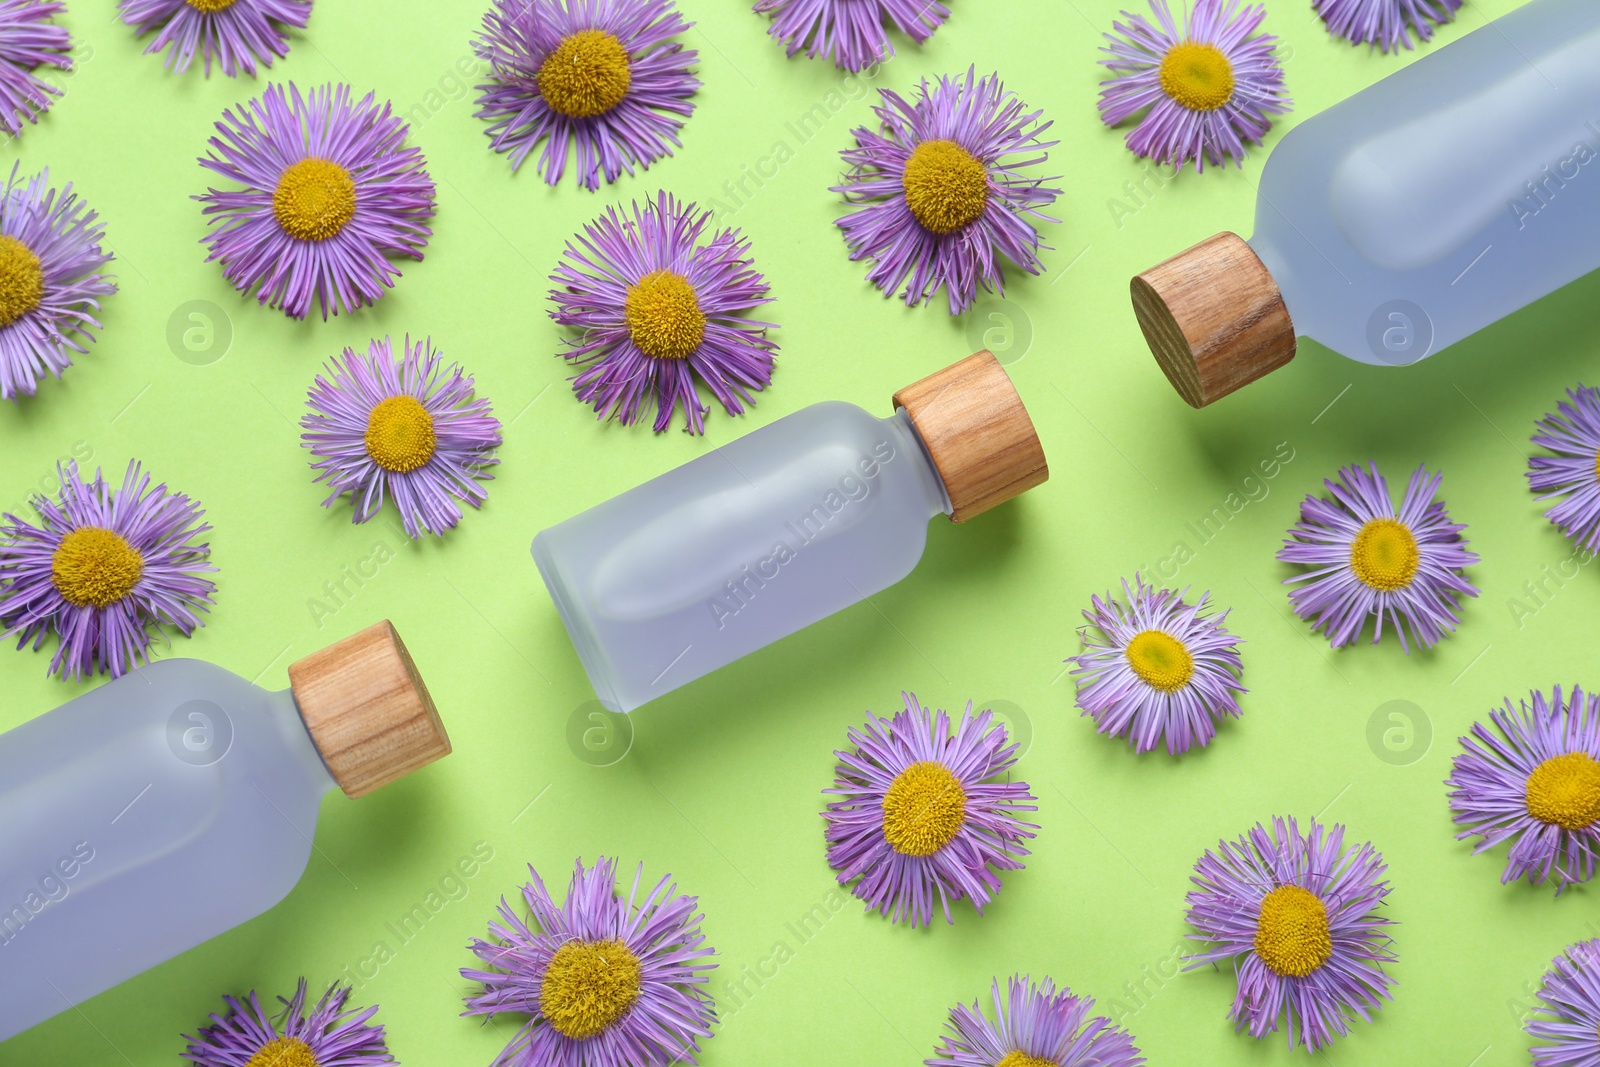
[[288, 620, 450, 799], [1131, 231, 1296, 408], [892, 351, 1048, 523]]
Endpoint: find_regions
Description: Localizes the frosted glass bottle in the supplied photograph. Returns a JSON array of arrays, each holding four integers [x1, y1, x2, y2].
[[0, 620, 449, 1043], [1130, 0, 1600, 406], [534, 352, 1048, 712]]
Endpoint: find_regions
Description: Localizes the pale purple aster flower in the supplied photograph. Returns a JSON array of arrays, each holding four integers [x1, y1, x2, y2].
[[824, 692, 1037, 928], [182, 979, 394, 1067], [1098, 0, 1290, 171], [1447, 686, 1600, 894], [0, 460, 215, 681], [1313, 0, 1460, 52], [549, 190, 776, 435], [1185, 816, 1395, 1051], [834, 67, 1060, 314], [462, 856, 717, 1067], [474, 0, 698, 190], [1529, 385, 1600, 554], [0, 162, 116, 400], [1528, 940, 1600, 1065], [1278, 462, 1478, 651], [927, 975, 1146, 1067], [754, 0, 947, 72], [118, 0, 311, 77], [302, 335, 502, 540], [197, 82, 435, 320], [1068, 575, 1245, 755], [0, 0, 70, 137]]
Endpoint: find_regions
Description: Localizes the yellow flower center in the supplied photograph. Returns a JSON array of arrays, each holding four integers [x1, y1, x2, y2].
[[364, 395, 437, 474], [1525, 752, 1600, 831], [1124, 629, 1194, 692], [538, 29, 632, 119], [901, 139, 989, 235], [185, 0, 240, 11], [1159, 40, 1235, 112], [51, 527, 144, 609], [272, 158, 357, 243], [1349, 517, 1420, 592], [243, 1037, 320, 1067], [0, 234, 45, 328], [624, 269, 705, 360], [539, 938, 643, 1040], [996, 1052, 1057, 1067], [881, 760, 966, 857], [1253, 884, 1333, 979]]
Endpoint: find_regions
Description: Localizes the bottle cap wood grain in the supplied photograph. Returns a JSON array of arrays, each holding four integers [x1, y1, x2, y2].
[[1131, 231, 1297, 407], [893, 350, 1049, 523], [288, 620, 451, 798]]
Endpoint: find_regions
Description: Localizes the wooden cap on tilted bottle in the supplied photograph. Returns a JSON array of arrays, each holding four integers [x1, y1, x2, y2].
[[1131, 231, 1297, 408], [288, 620, 451, 799], [892, 350, 1049, 523]]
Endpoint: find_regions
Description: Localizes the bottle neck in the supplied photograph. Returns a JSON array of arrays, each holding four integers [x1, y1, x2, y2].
[[270, 688, 341, 800], [881, 407, 954, 520]]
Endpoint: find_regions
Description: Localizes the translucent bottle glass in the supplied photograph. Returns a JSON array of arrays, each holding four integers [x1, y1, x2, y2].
[[534, 353, 1048, 712], [0, 621, 448, 1043]]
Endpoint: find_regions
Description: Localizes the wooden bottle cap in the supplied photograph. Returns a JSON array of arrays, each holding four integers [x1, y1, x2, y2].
[[892, 351, 1049, 523], [288, 620, 451, 799], [1130, 231, 1296, 408]]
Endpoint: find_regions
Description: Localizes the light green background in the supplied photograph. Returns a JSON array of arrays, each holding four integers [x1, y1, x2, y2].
[[0, 0, 1591, 1062]]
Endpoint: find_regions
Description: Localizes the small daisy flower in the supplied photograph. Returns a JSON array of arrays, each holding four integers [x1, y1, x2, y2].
[[834, 68, 1060, 315], [1313, 0, 1460, 52], [197, 82, 435, 320], [474, 0, 699, 190], [549, 190, 776, 435], [754, 0, 947, 72], [1098, 0, 1290, 171], [118, 0, 310, 76], [824, 692, 1037, 928], [927, 975, 1146, 1067], [1278, 462, 1478, 651], [0, 0, 70, 138], [1528, 385, 1600, 554], [302, 335, 502, 540], [182, 979, 394, 1067], [1528, 940, 1600, 1065], [1447, 686, 1600, 893], [1068, 575, 1245, 755], [0, 460, 215, 681], [461, 856, 716, 1067], [0, 163, 116, 400], [1185, 816, 1395, 1051]]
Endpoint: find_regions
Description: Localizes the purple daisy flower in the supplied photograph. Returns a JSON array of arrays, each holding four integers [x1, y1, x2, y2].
[[118, 0, 311, 77], [824, 692, 1037, 928], [1068, 575, 1245, 756], [833, 68, 1060, 315], [182, 979, 394, 1067], [1446, 686, 1600, 894], [1529, 385, 1600, 554], [1278, 462, 1478, 651], [549, 190, 776, 435], [197, 82, 435, 321], [1185, 816, 1395, 1051], [461, 856, 717, 1067], [474, 0, 699, 190], [0, 460, 215, 681], [1528, 940, 1600, 1065], [0, 0, 70, 138], [927, 975, 1146, 1067], [1098, 0, 1290, 172], [0, 163, 116, 400], [1312, 0, 1460, 52], [302, 335, 502, 540], [754, 0, 948, 72]]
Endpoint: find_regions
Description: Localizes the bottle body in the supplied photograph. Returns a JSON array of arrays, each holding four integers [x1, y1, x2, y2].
[[0, 660, 335, 1041], [1252, 0, 1600, 365], [534, 402, 952, 712]]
